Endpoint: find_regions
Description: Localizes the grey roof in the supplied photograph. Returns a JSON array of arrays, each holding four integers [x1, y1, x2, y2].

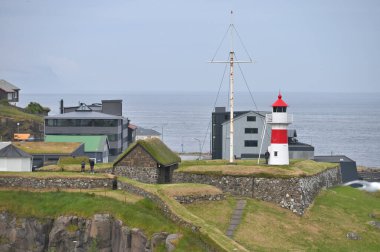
[[221, 111, 269, 125], [45, 111, 124, 119], [0, 144, 32, 158], [0, 142, 11, 151], [288, 129, 297, 138], [314, 155, 355, 163], [0, 79, 20, 92], [136, 127, 161, 136]]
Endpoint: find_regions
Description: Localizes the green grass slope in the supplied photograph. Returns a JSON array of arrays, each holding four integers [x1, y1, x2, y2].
[[0, 190, 207, 251], [185, 186, 380, 251]]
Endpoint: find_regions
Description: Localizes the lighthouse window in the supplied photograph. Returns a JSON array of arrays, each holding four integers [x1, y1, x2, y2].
[[273, 107, 287, 113], [274, 151, 278, 157], [244, 140, 258, 147], [245, 128, 258, 134], [247, 116, 256, 121]]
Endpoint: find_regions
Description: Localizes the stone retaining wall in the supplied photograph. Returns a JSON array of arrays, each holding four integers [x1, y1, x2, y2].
[[113, 166, 159, 184], [173, 194, 225, 204], [117, 180, 200, 232], [173, 167, 342, 215], [0, 176, 113, 189]]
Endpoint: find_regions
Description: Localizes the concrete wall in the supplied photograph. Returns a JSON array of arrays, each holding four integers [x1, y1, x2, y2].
[[289, 150, 314, 160], [222, 112, 271, 159], [173, 167, 341, 215]]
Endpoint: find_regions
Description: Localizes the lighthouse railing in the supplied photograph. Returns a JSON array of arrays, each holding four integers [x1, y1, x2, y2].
[[265, 114, 293, 124]]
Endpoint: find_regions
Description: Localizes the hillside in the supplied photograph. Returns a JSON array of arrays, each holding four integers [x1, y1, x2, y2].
[[0, 190, 208, 251], [0, 101, 45, 141], [185, 186, 380, 251]]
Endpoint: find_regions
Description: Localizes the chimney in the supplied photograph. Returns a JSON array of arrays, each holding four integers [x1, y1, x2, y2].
[[60, 99, 64, 114]]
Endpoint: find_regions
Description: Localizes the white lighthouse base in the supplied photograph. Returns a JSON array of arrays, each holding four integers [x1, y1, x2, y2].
[[268, 144, 289, 165]]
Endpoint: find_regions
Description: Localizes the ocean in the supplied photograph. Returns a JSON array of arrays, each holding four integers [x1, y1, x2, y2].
[[18, 92, 380, 168]]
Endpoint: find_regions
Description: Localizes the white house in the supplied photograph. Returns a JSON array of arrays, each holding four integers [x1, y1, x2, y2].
[[0, 144, 33, 172], [135, 127, 161, 141], [222, 111, 271, 159]]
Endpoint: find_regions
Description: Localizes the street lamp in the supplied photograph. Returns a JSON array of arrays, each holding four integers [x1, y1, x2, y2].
[[193, 138, 202, 160], [17, 122, 20, 133], [152, 124, 167, 141]]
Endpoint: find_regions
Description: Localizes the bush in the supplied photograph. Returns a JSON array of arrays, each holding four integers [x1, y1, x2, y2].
[[24, 102, 50, 114]]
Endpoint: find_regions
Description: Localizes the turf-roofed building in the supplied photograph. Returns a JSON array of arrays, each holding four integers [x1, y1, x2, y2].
[[45, 135, 109, 163], [13, 142, 85, 168], [113, 138, 181, 184]]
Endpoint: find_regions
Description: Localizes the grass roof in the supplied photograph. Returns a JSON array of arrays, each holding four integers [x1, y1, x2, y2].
[[177, 159, 337, 178], [13, 142, 82, 154], [114, 138, 181, 166]]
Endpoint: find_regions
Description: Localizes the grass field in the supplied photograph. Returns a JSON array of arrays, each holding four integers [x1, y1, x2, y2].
[[185, 186, 380, 251], [39, 163, 113, 172], [0, 103, 43, 122], [0, 190, 208, 251], [177, 159, 337, 178]]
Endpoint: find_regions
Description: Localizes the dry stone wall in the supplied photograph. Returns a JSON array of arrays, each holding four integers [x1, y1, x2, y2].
[[113, 145, 160, 184], [0, 176, 113, 189], [113, 166, 159, 184], [173, 167, 342, 215], [173, 194, 225, 204]]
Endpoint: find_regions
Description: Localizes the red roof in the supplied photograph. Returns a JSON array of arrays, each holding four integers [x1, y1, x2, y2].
[[128, 124, 137, 130], [272, 93, 288, 107]]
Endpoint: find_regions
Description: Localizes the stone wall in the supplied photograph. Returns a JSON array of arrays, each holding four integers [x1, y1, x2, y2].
[[173, 167, 342, 215], [116, 145, 157, 168], [0, 211, 173, 252], [173, 194, 225, 204], [113, 145, 160, 184], [173, 173, 254, 197], [113, 166, 159, 184], [117, 180, 200, 232], [0, 176, 113, 189]]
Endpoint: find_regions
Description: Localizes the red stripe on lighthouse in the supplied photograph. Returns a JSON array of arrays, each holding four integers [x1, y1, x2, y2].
[[271, 129, 288, 144]]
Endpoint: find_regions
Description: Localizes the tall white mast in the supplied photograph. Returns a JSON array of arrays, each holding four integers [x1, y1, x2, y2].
[[209, 11, 252, 163], [229, 11, 235, 163]]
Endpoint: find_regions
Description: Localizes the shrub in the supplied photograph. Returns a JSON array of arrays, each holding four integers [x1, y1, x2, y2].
[[24, 102, 50, 114]]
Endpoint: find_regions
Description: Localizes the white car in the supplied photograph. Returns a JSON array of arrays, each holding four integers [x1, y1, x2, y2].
[[344, 180, 380, 192]]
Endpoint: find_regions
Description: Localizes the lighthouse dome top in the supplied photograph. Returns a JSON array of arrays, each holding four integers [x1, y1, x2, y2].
[[272, 92, 288, 107]]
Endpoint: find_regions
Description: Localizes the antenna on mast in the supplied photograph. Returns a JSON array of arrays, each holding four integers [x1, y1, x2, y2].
[[209, 11, 252, 163]]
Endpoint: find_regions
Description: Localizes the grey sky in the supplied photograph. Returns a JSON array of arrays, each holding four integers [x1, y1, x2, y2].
[[0, 0, 379, 94]]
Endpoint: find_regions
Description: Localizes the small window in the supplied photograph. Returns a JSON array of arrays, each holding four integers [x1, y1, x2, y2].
[[247, 116, 256, 121], [273, 107, 287, 113], [274, 151, 278, 157], [244, 140, 258, 147], [245, 128, 258, 134]]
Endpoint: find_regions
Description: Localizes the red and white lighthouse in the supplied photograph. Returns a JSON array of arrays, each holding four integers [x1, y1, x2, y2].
[[266, 93, 293, 165]]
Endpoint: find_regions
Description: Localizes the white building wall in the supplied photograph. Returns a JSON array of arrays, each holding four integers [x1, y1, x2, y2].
[[222, 112, 271, 159], [0, 158, 32, 172]]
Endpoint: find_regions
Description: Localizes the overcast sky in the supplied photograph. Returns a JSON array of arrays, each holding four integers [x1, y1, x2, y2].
[[0, 0, 379, 94]]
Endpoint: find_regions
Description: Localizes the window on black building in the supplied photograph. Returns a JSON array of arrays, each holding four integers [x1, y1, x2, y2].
[[245, 128, 258, 134], [247, 116, 256, 121], [244, 140, 258, 147]]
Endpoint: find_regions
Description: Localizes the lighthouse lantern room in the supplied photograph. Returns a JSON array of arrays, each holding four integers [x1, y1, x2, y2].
[[266, 93, 293, 165]]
